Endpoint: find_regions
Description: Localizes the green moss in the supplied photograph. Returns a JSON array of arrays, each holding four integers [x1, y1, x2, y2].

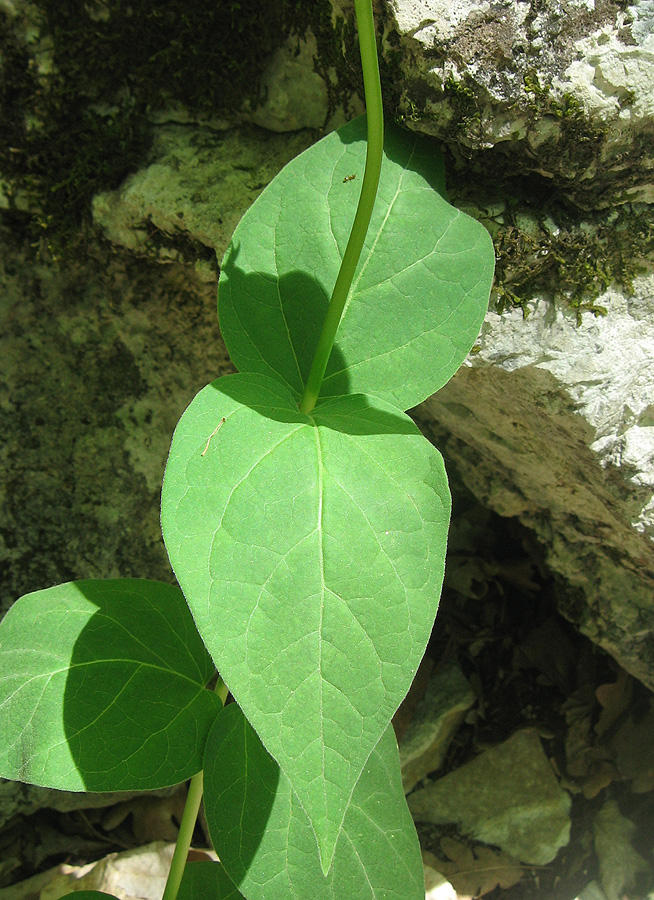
[[488, 204, 653, 321], [443, 73, 478, 120], [0, 1, 307, 254], [302, 4, 361, 124]]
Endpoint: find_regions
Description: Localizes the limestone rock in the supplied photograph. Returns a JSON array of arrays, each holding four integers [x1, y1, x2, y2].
[[250, 30, 331, 131], [408, 729, 572, 864], [418, 277, 654, 692], [92, 124, 315, 271], [593, 800, 650, 900], [377, 0, 654, 204], [400, 659, 476, 792]]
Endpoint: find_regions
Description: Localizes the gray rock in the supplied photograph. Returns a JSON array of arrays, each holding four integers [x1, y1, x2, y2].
[[408, 729, 572, 864], [400, 660, 476, 792], [593, 800, 650, 900], [92, 124, 315, 271], [250, 30, 331, 132], [418, 278, 654, 692], [375, 0, 654, 205]]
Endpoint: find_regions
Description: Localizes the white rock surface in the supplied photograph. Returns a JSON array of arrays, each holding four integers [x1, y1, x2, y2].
[[381, 0, 654, 202], [478, 279, 654, 538], [421, 277, 654, 690]]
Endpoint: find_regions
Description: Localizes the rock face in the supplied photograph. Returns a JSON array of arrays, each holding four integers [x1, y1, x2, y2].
[[408, 729, 572, 864], [375, 0, 654, 205], [418, 281, 654, 691]]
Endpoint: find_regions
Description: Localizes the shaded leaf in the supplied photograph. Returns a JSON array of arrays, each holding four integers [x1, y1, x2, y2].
[[436, 837, 523, 897], [0, 579, 221, 791], [219, 116, 494, 412], [178, 861, 246, 900], [102, 789, 188, 843], [595, 668, 632, 737], [161, 372, 450, 870], [60, 894, 119, 899], [203, 703, 425, 900]]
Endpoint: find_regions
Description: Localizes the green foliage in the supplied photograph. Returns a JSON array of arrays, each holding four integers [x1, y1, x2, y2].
[[219, 117, 492, 410], [0, 8, 494, 892], [203, 704, 425, 900], [161, 374, 450, 867], [0, 579, 220, 790], [490, 203, 653, 320], [60, 894, 119, 899]]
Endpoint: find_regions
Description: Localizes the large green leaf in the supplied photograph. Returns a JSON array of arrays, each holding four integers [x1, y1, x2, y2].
[[161, 372, 450, 870], [204, 703, 425, 898], [218, 115, 494, 412], [0, 579, 221, 791]]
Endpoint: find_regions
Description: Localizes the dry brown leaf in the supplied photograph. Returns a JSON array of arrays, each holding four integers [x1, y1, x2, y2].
[[436, 837, 524, 897], [607, 699, 654, 792], [513, 617, 577, 692], [581, 759, 619, 799], [102, 791, 187, 843], [595, 669, 633, 737]]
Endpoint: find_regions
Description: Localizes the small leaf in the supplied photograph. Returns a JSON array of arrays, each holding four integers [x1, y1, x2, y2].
[[0, 579, 221, 791], [219, 116, 494, 412], [161, 372, 450, 870], [595, 668, 632, 736], [437, 837, 524, 897], [203, 703, 425, 899], [59, 894, 119, 899], [178, 861, 246, 900]]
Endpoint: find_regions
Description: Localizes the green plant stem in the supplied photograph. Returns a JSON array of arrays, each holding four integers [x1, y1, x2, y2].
[[298, 0, 383, 415], [161, 770, 204, 900]]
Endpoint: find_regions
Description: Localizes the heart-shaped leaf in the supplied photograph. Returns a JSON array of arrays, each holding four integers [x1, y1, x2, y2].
[[0, 579, 220, 791], [203, 703, 425, 898], [218, 115, 494, 412], [161, 372, 450, 870]]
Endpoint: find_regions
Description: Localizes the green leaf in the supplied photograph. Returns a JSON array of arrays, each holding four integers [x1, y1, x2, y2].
[[60, 894, 119, 899], [204, 703, 425, 899], [218, 115, 494, 412], [161, 372, 450, 870], [0, 579, 221, 791], [178, 861, 246, 900]]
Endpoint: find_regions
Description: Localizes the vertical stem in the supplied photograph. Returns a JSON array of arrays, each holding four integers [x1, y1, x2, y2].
[[298, 0, 384, 415], [160, 678, 227, 900], [161, 771, 204, 900]]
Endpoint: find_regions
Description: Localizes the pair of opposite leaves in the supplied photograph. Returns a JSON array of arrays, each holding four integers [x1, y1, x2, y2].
[[0, 579, 426, 899], [0, 116, 494, 883], [161, 115, 494, 872]]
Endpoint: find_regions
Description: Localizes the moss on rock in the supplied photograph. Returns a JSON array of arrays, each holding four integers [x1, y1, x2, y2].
[[0, 1, 314, 251]]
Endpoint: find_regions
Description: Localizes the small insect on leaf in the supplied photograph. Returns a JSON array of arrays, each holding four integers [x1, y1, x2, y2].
[[343, 174, 357, 182], [201, 417, 226, 457]]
